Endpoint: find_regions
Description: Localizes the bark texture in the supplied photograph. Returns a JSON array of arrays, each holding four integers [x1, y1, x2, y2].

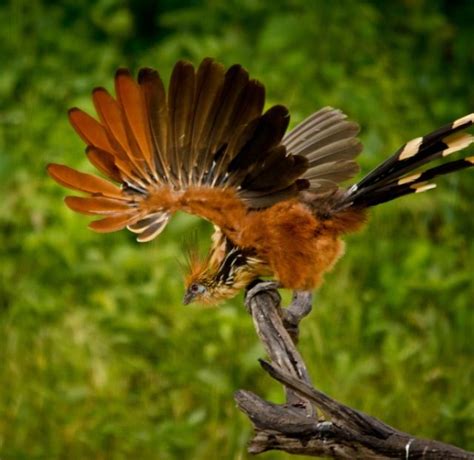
[[235, 283, 474, 459]]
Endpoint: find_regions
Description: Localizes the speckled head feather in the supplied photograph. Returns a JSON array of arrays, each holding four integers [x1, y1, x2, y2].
[[182, 236, 268, 305]]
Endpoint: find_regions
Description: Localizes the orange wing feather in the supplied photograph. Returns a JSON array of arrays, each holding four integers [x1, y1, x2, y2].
[[68, 108, 114, 153], [64, 196, 133, 215], [47, 164, 123, 198], [48, 59, 307, 243], [115, 69, 156, 173]]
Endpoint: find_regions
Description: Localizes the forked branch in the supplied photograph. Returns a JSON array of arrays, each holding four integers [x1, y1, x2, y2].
[[235, 283, 474, 459]]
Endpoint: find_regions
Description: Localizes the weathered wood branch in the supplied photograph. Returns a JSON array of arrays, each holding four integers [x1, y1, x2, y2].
[[235, 282, 474, 459]]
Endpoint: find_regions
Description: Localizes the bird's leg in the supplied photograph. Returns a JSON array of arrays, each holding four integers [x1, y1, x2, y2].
[[282, 290, 313, 344]]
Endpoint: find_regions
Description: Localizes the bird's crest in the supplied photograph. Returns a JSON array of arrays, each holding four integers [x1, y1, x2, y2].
[[182, 244, 210, 289]]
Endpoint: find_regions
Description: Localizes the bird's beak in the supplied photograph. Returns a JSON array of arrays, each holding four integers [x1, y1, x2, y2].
[[182, 291, 194, 305]]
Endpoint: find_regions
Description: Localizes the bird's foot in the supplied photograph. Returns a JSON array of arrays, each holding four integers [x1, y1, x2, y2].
[[245, 280, 281, 312], [244, 283, 313, 338]]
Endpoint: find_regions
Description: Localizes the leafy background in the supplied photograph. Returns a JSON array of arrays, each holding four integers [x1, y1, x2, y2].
[[1, 0, 473, 458]]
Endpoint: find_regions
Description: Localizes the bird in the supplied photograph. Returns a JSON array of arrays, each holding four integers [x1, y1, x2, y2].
[[47, 58, 474, 306]]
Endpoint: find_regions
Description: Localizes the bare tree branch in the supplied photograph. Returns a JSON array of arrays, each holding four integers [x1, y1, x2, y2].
[[235, 282, 474, 459]]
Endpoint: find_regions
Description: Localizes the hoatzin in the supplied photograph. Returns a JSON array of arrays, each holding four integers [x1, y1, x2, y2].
[[48, 58, 474, 306]]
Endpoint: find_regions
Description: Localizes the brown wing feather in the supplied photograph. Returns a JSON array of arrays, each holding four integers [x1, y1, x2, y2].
[[284, 107, 338, 148], [86, 146, 122, 182], [138, 68, 170, 181], [227, 105, 290, 190], [115, 69, 155, 173], [167, 61, 195, 183], [212, 78, 265, 185], [88, 213, 142, 233], [135, 218, 169, 242], [92, 88, 132, 161], [92, 88, 152, 183], [49, 59, 325, 242], [188, 59, 225, 183], [65, 196, 133, 215], [239, 183, 301, 208], [68, 108, 114, 153], [202, 64, 252, 181], [47, 164, 123, 198]]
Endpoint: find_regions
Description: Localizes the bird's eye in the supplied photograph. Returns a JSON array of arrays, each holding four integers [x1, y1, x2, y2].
[[191, 283, 205, 294]]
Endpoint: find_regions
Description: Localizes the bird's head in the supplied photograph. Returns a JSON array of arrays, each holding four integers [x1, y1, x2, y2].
[[182, 278, 221, 305], [183, 243, 264, 306]]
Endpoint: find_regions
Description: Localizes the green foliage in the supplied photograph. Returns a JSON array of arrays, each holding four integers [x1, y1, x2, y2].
[[1, 0, 473, 458]]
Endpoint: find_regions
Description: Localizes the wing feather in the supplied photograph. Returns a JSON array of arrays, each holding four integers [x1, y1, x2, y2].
[[136, 217, 170, 242], [86, 146, 122, 182], [167, 61, 195, 183], [88, 213, 142, 233], [68, 108, 114, 153], [65, 196, 133, 215], [47, 164, 123, 198], [92, 88, 133, 161], [215, 79, 266, 180], [187, 58, 225, 183], [92, 87, 152, 183], [52, 60, 364, 242], [138, 68, 170, 181], [283, 107, 362, 196], [204, 65, 252, 182], [115, 68, 155, 174]]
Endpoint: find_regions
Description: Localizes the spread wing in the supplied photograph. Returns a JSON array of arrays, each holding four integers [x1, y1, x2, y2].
[[284, 106, 362, 196], [48, 58, 312, 242]]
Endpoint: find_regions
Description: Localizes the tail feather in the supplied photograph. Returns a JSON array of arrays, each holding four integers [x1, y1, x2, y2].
[[351, 156, 474, 207], [355, 115, 474, 190], [340, 114, 474, 209]]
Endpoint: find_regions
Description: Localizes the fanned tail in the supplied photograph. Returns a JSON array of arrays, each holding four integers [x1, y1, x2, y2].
[[338, 114, 474, 209]]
